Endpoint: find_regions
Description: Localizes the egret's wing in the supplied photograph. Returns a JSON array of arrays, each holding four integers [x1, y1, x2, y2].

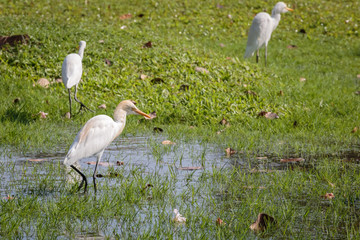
[[64, 115, 124, 165], [61, 53, 82, 89], [244, 13, 271, 58]]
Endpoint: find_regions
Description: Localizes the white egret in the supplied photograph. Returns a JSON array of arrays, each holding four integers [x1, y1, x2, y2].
[[63, 100, 151, 193], [62, 40, 93, 116], [244, 2, 293, 66]]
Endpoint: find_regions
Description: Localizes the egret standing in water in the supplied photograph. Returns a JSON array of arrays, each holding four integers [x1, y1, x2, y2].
[[62, 40, 93, 116], [64, 100, 151, 193], [244, 2, 293, 66]]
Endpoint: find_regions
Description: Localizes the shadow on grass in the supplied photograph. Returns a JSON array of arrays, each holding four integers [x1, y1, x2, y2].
[[1, 104, 34, 124]]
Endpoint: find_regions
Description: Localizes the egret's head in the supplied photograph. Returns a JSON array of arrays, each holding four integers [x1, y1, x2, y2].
[[79, 41, 86, 48], [116, 100, 151, 118], [273, 2, 293, 14]]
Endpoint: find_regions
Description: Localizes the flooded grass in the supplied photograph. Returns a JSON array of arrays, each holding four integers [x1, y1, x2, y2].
[[1, 135, 359, 239]]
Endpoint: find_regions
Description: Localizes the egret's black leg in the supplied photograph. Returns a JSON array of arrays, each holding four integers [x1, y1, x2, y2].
[[74, 85, 94, 113], [265, 45, 268, 67], [256, 50, 260, 64], [71, 165, 88, 193], [68, 89, 72, 116]]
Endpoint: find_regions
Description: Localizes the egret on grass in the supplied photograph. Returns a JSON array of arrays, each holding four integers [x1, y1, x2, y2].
[[62, 40, 93, 116], [63, 100, 151, 193], [244, 2, 293, 66]]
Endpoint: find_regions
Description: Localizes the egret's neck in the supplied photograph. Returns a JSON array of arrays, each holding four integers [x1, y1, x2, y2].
[[271, 13, 281, 31], [78, 45, 86, 60], [114, 108, 127, 123]]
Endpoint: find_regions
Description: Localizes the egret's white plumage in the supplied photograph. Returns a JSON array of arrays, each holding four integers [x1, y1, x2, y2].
[[62, 41, 93, 116], [64, 100, 151, 192], [244, 2, 293, 66]]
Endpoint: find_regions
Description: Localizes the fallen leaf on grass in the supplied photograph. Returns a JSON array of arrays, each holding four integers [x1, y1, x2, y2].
[[143, 41, 152, 48], [225, 147, 236, 157], [39, 111, 48, 119], [65, 112, 71, 119], [280, 158, 305, 163], [351, 127, 358, 133], [219, 118, 228, 125], [55, 78, 63, 83], [178, 166, 203, 170], [139, 74, 148, 80], [256, 156, 268, 160], [357, 74, 360, 79], [98, 39, 104, 43], [258, 111, 279, 119], [299, 77, 306, 82], [219, 43, 225, 47], [250, 213, 276, 231], [321, 193, 335, 200], [104, 58, 113, 66], [87, 161, 111, 166], [153, 127, 163, 133], [28, 158, 48, 162], [287, 44, 298, 49], [162, 140, 175, 145], [119, 13, 132, 20], [98, 104, 106, 109], [173, 209, 186, 223], [278, 90, 284, 96], [195, 66, 209, 74], [2, 195, 15, 200], [0, 34, 30, 47], [35, 78, 50, 88], [216, 218, 226, 226], [116, 161, 124, 166], [244, 90, 257, 96]]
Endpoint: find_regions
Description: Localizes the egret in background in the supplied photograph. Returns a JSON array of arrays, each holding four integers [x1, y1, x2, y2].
[[244, 2, 293, 66], [64, 100, 151, 193], [62, 40, 93, 116]]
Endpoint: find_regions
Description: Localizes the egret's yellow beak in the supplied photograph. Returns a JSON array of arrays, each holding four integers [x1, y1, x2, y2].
[[286, 7, 294, 12], [133, 108, 152, 119]]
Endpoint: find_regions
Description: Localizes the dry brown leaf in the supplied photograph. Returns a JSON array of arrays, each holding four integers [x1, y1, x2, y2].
[[250, 213, 276, 231], [258, 111, 279, 119], [162, 140, 175, 145], [225, 147, 236, 157], [280, 158, 305, 163], [351, 127, 358, 133], [38, 111, 48, 119], [119, 13, 132, 20], [143, 41, 152, 48], [299, 77, 306, 82], [287, 44, 298, 49], [116, 161, 124, 166], [2, 195, 15, 200], [28, 158, 47, 162], [219, 118, 228, 125], [86, 161, 111, 166], [104, 58, 112, 66], [139, 74, 148, 80], [36, 78, 50, 88], [153, 127, 163, 133], [0, 34, 30, 47], [321, 193, 335, 199], [65, 112, 71, 119], [244, 90, 257, 96], [195, 66, 209, 74], [98, 104, 106, 109], [216, 218, 226, 226], [178, 166, 203, 170], [278, 90, 284, 96]]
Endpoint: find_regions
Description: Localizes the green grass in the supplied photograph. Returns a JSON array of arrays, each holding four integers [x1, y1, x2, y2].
[[0, 0, 359, 238]]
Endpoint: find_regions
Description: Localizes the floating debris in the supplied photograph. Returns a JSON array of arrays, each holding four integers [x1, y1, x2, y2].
[[173, 209, 186, 223]]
